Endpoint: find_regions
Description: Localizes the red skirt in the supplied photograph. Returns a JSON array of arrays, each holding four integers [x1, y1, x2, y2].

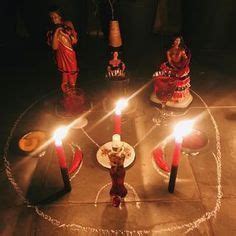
[[56, 42, 78, 76], [154, 62, 191, 102]]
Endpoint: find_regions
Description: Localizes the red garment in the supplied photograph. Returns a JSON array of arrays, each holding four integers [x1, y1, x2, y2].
[[153, 75, 177, 102], [56, 41, 78, 77], [47, 25, 78, 92], [154, 62, 191, 103]]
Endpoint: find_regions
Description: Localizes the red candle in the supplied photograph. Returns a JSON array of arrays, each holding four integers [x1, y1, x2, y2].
[[55, 142, 68, 169], [169, 120, 194, 193], [168, 136, 183, 193], [172, 139, 182, 167], [54, 127, 71, 192], [114, 99, 128, 135], [114, 113, 121, 135]]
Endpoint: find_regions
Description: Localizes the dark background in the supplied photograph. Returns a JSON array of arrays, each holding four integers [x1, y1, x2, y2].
[[0, 0, 235, 50]]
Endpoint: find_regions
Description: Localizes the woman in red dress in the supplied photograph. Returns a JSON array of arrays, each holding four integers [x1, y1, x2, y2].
[[47, 7, 78, 93], [153, 36, 192, 104], [165, 36, 190, 73], [106, 51, 126, 80]]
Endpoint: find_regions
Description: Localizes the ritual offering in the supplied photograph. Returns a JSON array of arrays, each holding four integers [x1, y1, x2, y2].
[[151, 36, 193, 108], [18, 131, 47, 153], [69, 145, 83, 175], [152, 147, 170, 172], [96, 134, 135, 168], [107, 18, 125, 81], [182, 129, 208, 153], [109, 162, 127, 207], [47, 7, 79, 94], [109, 135, 127, 207], [104, 18, 130, 110], [106, 51, 126, 81], [105, 51, 129, 106]]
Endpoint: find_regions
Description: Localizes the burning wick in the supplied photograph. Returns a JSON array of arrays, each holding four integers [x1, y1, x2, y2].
[[53, 126, 71, 192], [168, 120, 194, 193], [114, 98, 128, 135]]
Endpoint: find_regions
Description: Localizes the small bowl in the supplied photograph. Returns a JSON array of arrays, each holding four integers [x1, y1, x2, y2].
[[182, 129, 209, 154], [18, 131, 47, 153]]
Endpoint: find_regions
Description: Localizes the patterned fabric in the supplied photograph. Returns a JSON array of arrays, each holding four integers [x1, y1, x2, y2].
[[154, 59, 191, 103], [106, 60, 126, 80]]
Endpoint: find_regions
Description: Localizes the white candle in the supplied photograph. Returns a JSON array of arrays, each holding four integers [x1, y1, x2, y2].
[[112, 134, 121, 151]]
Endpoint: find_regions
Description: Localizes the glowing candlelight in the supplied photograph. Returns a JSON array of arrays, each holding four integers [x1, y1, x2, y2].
[[168, 120, 194, 193], [54, 126, 68, 146], [115, 98, 128, 115], [173, 120, 194, 143], [114, 98, 128, 135], [53, 126, 71, 192]]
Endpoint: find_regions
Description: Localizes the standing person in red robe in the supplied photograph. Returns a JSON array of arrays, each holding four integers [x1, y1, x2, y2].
[[47, 6, 78, 93]]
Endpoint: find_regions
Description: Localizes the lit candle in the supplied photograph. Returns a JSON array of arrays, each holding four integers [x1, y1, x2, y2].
[[53, 126, 71, 192], [114, 98, 128, 135], [114, 112, 121, 135], [168, 120, 193, 193]]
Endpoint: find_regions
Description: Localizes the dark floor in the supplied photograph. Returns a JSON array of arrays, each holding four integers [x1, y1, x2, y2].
[[0, 35, 236, 235]]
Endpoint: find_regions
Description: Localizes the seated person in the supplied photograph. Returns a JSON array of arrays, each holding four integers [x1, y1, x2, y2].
[[154, 36, 190, 78], [153, 36, 192, 104], [168, 38, 189, 66], [106, 51, 126, 80]]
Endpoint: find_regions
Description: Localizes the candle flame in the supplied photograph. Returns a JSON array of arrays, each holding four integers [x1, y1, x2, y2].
[[53, 126, 68, 145], [173, 120, 194, 142], [115, 98, 128, 115]]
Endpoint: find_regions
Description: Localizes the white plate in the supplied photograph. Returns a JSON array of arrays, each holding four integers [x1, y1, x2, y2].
[[96, 141, 135, 168]]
